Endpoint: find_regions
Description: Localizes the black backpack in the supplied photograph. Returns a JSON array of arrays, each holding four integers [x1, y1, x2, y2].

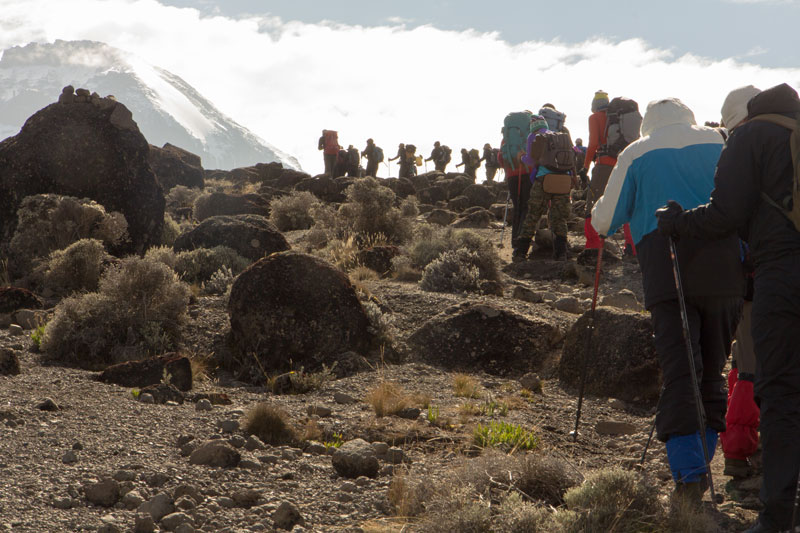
[[440, 145, 452, 164]]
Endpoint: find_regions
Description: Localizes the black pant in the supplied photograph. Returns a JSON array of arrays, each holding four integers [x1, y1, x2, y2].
[[365, 161, 379, 177], [486, 166, 498, 182], [752, 254, 800, 530], [650, 296, 740, 442], [507, 173, 532, 242], [323, 154, 337, 176]]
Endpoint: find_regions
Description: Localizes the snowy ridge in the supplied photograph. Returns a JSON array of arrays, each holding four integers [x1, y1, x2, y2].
[[0, 40, 300, 171]]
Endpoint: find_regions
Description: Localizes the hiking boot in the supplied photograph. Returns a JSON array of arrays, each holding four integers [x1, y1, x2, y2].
[[743, 518, 800, 532], [671, 479, 706, 511], [724, 457, 753, 479], [512, 238, 531, 263], [553, 235, 568, 261]]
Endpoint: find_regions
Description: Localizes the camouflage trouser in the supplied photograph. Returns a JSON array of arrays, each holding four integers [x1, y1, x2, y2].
[[518, 179, 570, 239]]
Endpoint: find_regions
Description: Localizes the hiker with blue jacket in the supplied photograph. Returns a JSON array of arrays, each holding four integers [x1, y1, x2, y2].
[[592, 97, 744, 505], [656, 83, 800, 533]]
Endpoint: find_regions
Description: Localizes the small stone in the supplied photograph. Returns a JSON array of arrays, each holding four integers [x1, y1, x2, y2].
[[62, 450, 78, 464], [84, 478, 120, 507], [113, 470, 135, 482], [281, 448, 300, 461], [608, 398, 626, 410], [139, 393, 155, 404], [122, 490, 146, 510], [333, 392, 357, 404], [145, 492, 175, 522], [219, 419, 239, 433], [160, 512, 192, 531], [72, 441, 83, 450], [232, 488, 261, 508], [511, 286, 544, 303], [595, 420, 638, 436], [0, 348, 20, 376], [305, 442, 326, 455], [244, 435, 266, 451], [189, 441, 240, 468], [272, 501, 304, 531], [176, 435, 194, 447], [145, 472, 169, 487], [8, 324, 23, 336], [519, 372, 542, 393], [395, 407, 421, 420], [216, 496, 236, 509], [371, 442, 389, 456], [386, 447, 405, 464], [175, 496, 196, 511], [307, 405, 332, 417], [134, 513, 156, 533], [179, 443, 196, 457], [195, 399, 212, 412], [554, 296, 583, 315], [37, 398, 59, 411], [336, 492, 354, 502], [97, 524, 121, 533], [340, 481, 357, 493], [332, 438, 379, 478], [238, 459, 262, 470], [174, 524, 196, 533], [52, 496, 73, 509], [355, 476, 371, 487], [173, 484, 203, 504], [228, 435, 246, 449]]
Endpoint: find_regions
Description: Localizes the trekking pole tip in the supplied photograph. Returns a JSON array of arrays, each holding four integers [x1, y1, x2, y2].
[[568, 430, 578, 441]]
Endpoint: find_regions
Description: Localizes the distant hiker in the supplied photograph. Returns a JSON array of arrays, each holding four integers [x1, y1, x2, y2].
[[361, 138, 383, 177], [482, 143, 499, 182], [499, 110, 534, 244], [456, 148, 481, 181], [334, 148, 349, 178], [593, 98, 744, 506], [425, 141, 444, 171], [513, 115, 577, 261], [574, 138, 588, 189], [346, 145, 361, 177], [656, 83, 800, 532], [583, 91, 638, 257], [388, 143, 405, 177], [404, 144, 419, 178], [318, 129, 339, 176]]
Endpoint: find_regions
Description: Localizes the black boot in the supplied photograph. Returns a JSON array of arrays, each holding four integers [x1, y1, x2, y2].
[[512, 238, 531, 262], [553, 235, 568, 261]]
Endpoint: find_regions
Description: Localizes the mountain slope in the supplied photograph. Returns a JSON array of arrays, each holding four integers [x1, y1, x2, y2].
[[0, 40, 300, 171]]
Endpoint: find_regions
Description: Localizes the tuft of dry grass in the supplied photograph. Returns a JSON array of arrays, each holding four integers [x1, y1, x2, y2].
[[364, 381, 410, 418], [453, 373, 481, 399], [241, 403, 296, 446], [188, 352, 215, 383], [349, 265, 380, 282]]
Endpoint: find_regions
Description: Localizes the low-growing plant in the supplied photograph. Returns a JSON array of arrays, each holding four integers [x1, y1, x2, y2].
[[165, 185, 201, 215], [404, 225, 499, 281], [349, 265, 380, 282], [269, 191, 319, 231], [426, 405, 439, 424], [390, 255, 421, 282], [174, 246, 250, 284], [323, 432, 344, 450], [242, 402, 296, 446], [365, 381, 410, 418], [473, 421, 539, 451], [131, 388, 141, 400], [30, 324, 45, 349], [480, 398, 509, 417], [399, 197, 420, 218], [201, 266, 235, 295], [419, 248, 481, 293], [453, 373, 480, 398], [267, 364, 337, 395], [32, 238, 109, 296]]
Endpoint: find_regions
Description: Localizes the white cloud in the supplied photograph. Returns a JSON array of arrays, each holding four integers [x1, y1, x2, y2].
[[1, 0, 799, 175]]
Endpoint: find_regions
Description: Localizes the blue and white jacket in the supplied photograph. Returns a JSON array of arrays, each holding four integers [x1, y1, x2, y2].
[[592, 98, 743, 308]]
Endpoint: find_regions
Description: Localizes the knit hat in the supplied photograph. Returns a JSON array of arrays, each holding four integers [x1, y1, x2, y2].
[[720, 85, 761, 130], [529, 115, 548, 133], [592, 90, 609, 112]]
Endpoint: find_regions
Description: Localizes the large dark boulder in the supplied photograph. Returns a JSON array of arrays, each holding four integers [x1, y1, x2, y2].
[[226, 252, 375, 380], [295, 175, 346, 203], [407, 303, 564, 375], [274, 169, 311, 190], [559, 307, 661, 405], [462, 184, 495, 209], [173, 215, 289, 262], [0, 287, 43, 314], [98, 354, 192, 391], [193, 192, 270, 221], [416, 186, 447, 205], [0, 87, 164, 253], [148, 143, 204, 190]]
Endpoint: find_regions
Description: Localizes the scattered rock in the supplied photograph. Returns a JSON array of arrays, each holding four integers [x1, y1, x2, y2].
[[232, 488, 261, 508], [425, 208, 457, 226], [8, 324, 23, 336], [395, 407, 421, 420], [0, 348, 20, 376], [332, 438, 380, 479], [553, 296, 583, 315], [122, 490, 146, 510], [450, 209, 492, 228], [244, 435, 266, 451], [307, 405, 332, 418], [461, 184, 494, 209], [139, 393, 155, 404], [386, 447, 405, 464], [134, 514, 156, 533], [519, 373, 542, 393], [512, 286, 544, 304], [141, 492, 175, 522], [334, 392, 357, 404], [160, 512, 192, 531], [62, 450, 78, 464], [139, 383, 185, 404], [600, 289, 642, 311], [371, 442, 389, 457], [219, 419, 239, 433], [37, 398, 59, 411], [98, 354, 192, 392], [272, 501, 304, 531], [148, 143, 204, 191], [189, 441, 241, 468], [173, 214, 289, 262], [195, 399, 212, 412], [52, 496, 74, 509], [595, 420, 638, 436], [84, 478, 120, 507]]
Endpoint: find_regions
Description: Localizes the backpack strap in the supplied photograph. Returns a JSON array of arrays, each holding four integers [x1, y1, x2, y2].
[[750, 113, 800, 220]]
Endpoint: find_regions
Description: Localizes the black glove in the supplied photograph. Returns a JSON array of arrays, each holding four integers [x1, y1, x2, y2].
[[655, 200, 685, 237]]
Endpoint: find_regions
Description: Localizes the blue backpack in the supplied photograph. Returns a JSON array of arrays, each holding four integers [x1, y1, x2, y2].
[[501, 111, 532, 171], [373, 146, 384, 162], [539, 107, 566, 132]]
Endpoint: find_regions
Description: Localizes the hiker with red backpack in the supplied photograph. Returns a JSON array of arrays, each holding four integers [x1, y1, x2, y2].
[[583, 91, 638, 257], [318, 129, 340, 176], [657, 83, 800, 533]]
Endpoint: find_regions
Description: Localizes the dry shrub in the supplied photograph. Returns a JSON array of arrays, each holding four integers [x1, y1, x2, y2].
[[40, 256, 190, 369], [420, 248, 481, 293], [350, 266, 380, 282], [32, 238, 110, 296], [165, 185, 201, 215], [269, 191, 319, 231], [174, 246, 250, 284], [365, 381, 410, 417], [390, 256, 422, 282], [188, 352, 215, 383], [561, 467, 663, 532], [399, 197, 420, 218], [323, 235, 361, 272], [418, 484, 492, 533], [9, 194, 128, 275], [403, 225, 499, 282], [160, 213, 182, 246], [242, 403, 296, 446], [145, 245, 178, 270], [201, 266, 235, 295], [453, 373, 481, 398]]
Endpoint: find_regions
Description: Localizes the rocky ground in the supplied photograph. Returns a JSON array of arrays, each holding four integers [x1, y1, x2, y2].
[[0, 225, 761, 533]]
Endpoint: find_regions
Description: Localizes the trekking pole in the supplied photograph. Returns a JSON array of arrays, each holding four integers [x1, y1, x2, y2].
[[792, 471, 800, 531], [668, 236, 718, 507], [499, 190, 511, 248], [571, 239, 604, 442], [639, 416, 657, 465], [424, 160, 428, 173]]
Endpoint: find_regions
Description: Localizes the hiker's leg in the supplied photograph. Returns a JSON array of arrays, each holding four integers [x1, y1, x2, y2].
[[752, 255, 800, 531], [514, 179, 545, 259], [584, 217, 602, 249], [549, 194, 570, 260]]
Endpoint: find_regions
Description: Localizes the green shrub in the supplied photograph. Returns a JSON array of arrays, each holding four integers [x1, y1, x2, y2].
[[40, 256, 190, 369], [473, 421, 539, 451], [420, 248, 481, 293], [269, 191, 319, 231], [9, 194, 127, 275], [32, 238, 110, 296], [160, 213, 182, 246], [173, 246, 250, 284]]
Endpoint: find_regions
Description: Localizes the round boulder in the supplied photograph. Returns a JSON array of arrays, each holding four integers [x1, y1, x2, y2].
[[173, 214, 289, 262], [407, 303, 564, 375], [193, 192, 270, 222], [462, 184, 495, 209], [226, 252, 374, 379], [559, 307, 661, 405], [331, 438, 380, 479], [0, 287, 43, 314]]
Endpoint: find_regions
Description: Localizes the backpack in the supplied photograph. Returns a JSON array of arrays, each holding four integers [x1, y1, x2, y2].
[[752, 113, 800, 232], [501, 111, 533, 170], [348, 148, 359, 166], [323, 130, 339, 154], [539, 107, 566, 132], [530, 130, 575, 172], [440, 145, 452, 164], [373, 145, 384, 162], [601, 98, 642, 158], [488, 148, 499, 167], [468, 148, 480, 167]]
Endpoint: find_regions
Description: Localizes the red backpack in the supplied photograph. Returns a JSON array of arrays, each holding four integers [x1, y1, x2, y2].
[[323, 130, 339, 155]]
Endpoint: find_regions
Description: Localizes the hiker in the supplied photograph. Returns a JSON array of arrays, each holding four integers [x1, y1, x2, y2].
[[426, 141, 444, 171], [583, 91, 637, 256], [388, 143, 406, 177], [438, 144, 452, 172], [513, 115, 577, 261], [361, 138, 383, 178], [456, 148, 480, 181], [574, 138, 588, 189], [499, 111, 534, 246], [346, 145, 361, 177], [656, 83, 800, 532], [318, 129, 339, 176], [593, 97, 744, 505], [404, 144, 419, 178], [482, 143, 499, 182], [333, 148, 349, 178]]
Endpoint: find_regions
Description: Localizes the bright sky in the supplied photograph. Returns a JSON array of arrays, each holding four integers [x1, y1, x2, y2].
[[2, 0, 799, 175]]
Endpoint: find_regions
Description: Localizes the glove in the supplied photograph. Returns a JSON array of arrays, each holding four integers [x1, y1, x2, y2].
[[655, 200, 685, 237]]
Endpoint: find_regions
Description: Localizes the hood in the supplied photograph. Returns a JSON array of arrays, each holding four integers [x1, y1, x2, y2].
[[747, 83, 800, 118], [640, 98, 696, 137]]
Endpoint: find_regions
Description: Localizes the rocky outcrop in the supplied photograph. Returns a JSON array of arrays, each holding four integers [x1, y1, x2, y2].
[[226, 252, 374, 381], [148, 143, 204, 191], [173, 214, 289, 262], [193, 192, 270, 222], [98, 354, 192, 391], [407, 303, 564, 375], [294, 175, 346, 203], [559, 307, 661, 405], [0, 86, 164, 253], [0, 287, 43, 314]]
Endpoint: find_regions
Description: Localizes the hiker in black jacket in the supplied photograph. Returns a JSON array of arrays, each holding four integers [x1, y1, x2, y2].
[[657, 83, 800, 533], [361, 138, 381, 178], [482, 143, 499, 182], [426, 142, 443, 170]]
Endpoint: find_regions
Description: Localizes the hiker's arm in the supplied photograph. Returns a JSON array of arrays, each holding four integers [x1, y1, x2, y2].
[[676, 134, 759, 240], [591, 151, 634, 238], [584, 114, 600, 169]]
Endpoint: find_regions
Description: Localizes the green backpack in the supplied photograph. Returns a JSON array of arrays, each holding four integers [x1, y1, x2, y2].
[[501, 111, 532, 171], [752, 114, 800, 231]]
